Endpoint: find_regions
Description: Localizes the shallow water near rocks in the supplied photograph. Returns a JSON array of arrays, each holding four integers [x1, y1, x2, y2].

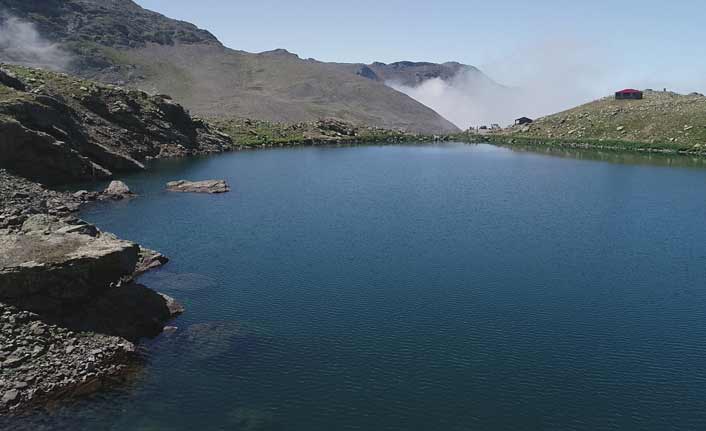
[[6, 142, 706, 430]]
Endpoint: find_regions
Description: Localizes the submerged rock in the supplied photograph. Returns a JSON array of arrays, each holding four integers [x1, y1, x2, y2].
[[155, 321, 269, 363], [142, 271, 217, 292], [227, 407, 277, 431], [166, 179, 230, 194]]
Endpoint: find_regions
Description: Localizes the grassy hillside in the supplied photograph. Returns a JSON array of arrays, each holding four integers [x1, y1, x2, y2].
[[492, 90, 706, 154], [1, 0, 459, 134], [211, 117, 439, 148]]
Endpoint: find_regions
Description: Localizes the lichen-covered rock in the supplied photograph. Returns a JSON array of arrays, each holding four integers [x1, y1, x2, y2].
[[166, 179, 230, 194]]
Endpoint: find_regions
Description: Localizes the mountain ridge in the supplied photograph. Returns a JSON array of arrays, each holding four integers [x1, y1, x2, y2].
[[0, 0, 459, 133]]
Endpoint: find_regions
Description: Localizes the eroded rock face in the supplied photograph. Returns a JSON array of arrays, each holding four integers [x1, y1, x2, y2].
[[0, 231, 140, 314], [166, 179, 230, 194]]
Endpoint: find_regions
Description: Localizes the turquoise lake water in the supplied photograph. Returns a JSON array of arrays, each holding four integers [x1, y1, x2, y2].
[[7, 143, 706, 430]]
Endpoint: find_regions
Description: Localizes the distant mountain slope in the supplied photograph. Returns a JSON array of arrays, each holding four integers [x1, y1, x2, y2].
[[350, 61, 479, 86], [496, 90, 706, 152], [0, 0, 458, 134], [335, 60, 510, 129], [124, 45, 459, 133]]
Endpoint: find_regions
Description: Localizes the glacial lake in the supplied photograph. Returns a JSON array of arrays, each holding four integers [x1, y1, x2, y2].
[[8, 143, 706, 430]]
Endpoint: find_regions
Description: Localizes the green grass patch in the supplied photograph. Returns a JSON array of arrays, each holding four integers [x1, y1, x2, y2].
[[210, 117, 441, 148]]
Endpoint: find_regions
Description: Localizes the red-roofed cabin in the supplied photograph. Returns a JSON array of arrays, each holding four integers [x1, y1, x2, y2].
[[615, 89, 643, 100]]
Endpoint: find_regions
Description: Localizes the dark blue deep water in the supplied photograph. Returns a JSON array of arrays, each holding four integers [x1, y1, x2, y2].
[[8, 143, 706, 430]]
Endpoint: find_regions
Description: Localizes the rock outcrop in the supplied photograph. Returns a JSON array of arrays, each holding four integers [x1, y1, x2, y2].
[[0, 64, 234, 184], [0, 116, 112, 185], [102, 180, 135, 200], [0, 230, 140, 314], [166, 179, 230, 194], [134, 247, 170, 278], [0, 68, 25, 91]]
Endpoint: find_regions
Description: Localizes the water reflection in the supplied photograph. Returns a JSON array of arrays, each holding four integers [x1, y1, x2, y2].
[[501, 143, 706, 168]]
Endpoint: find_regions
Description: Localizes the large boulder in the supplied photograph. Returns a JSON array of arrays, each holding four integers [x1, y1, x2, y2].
[[0, 231, 140, 314], [166, 179, 230, 194], [102, 180, 134, 199]]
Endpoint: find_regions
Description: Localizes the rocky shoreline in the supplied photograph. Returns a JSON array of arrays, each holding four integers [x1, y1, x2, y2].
[[0, 63, 454, 417], [0, 170, 181, 415]]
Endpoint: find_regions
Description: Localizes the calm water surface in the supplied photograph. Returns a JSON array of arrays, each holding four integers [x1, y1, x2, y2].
[[7, 143, 706, 430]]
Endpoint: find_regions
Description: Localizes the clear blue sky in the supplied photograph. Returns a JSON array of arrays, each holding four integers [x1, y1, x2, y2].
[[135, 0, 706, 92]]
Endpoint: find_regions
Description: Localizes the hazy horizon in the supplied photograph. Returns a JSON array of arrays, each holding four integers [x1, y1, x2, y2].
[[134, 0, 705, 85], [131, 0, 706, 127]]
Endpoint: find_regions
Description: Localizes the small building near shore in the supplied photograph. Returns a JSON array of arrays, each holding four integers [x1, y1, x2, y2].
[[514, 117, 533, 126], [615, 89, 643, 100]]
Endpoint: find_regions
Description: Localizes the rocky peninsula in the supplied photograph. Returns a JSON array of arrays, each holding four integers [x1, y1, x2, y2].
[[0, 63, 231, 414], [0, 169, 184, 414]]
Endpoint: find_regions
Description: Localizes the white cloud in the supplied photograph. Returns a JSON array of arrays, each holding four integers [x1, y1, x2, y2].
[[0, 15, 72, 71]]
